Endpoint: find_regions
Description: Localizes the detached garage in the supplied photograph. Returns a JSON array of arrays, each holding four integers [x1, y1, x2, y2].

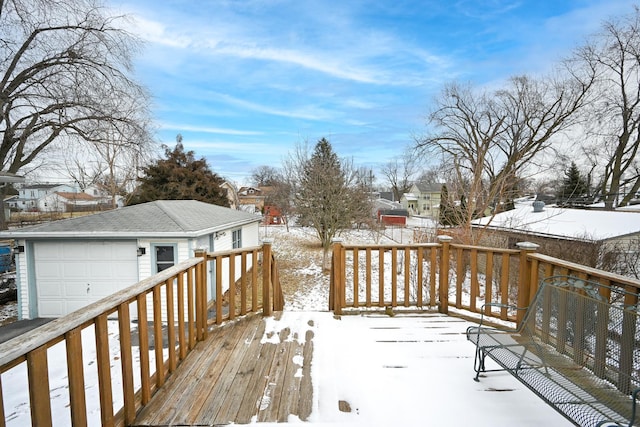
[[0, 200, 261, 320]]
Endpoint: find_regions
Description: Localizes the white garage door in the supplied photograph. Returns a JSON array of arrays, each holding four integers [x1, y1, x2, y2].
[[34, 240, 139, 317]]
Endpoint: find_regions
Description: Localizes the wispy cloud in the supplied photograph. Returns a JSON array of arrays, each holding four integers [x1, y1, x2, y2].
[[209, 93, 337, 121], [158, 123, 263, 136]]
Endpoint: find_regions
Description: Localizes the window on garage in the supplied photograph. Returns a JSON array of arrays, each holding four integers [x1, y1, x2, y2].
[[154, 244, 176, 272], [232, 229, 242, 249]]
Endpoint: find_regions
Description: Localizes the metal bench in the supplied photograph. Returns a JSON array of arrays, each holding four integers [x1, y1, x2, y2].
[[466, 275, 640, 427]]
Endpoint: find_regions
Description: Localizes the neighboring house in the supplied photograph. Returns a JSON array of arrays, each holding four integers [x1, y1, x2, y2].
[[238, 186, 268, 214], [471, 201, 640, 268], [9, 183, 75, 212], [220, 181, 239, 210], [400, 183, 442, 218], [0, 200, 262, 320], [38, 191, 107, 213], [263, 205, 284, 225]]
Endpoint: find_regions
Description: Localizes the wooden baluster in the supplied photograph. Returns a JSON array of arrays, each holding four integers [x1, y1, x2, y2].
[[498, 253, 510, 319], [229, 253, 236, 320], [152, 287, 165, 388], [136, 293, 152, 405], [0, 376, 5, 427], [378, 248, 385, 307], [470, 248, 478, 312], [177, 272, 186, 360], [66, 328, 87, 427], [241, 252, 247, 315], [485, 251, 493, 316], [95, 314, 114, 426], [416, 247, 423, 307], [186, 266, 195, 349], [216, 255, 223, 324], [456, 247, 464, 309], [263, 239, 273, 316], [438, 235, 452, 314], [166, 279, 177, 373], [118, 303, 136, 425], [252, 250, 259, 313], [404, 247, 410, 307], [430, 246, 437, 308], [353, 247, 360, 308], [28, 346, 52, 427], [391, 247, 397, 307], [366, 248, 372, 307]]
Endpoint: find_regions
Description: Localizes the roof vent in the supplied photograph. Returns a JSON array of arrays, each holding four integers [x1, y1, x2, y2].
[[532, 200, 545, 213]]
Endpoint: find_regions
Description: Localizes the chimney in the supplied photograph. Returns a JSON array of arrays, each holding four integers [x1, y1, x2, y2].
[[532, 200, 545, 213]]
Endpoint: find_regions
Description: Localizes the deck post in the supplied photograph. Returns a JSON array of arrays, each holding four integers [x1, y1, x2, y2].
[[262, 239, 273, 316], [516, 242, 539, 325], [437, 235, 453, 314], [194, 249, 208, 339], [330, 239, 343, 314]]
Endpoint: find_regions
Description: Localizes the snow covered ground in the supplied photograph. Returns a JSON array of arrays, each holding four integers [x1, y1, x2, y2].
[[1, 224, 573, 426]]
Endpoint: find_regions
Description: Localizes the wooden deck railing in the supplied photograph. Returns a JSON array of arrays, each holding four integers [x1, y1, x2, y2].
[[330, 237, 640, 323], [0, 241, 281, 427]]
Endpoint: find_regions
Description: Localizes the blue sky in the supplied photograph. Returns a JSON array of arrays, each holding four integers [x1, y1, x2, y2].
[[113, 0, 637, 185]]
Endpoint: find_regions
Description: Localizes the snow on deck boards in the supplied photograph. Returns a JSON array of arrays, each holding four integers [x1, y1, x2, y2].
[[133, 311, 572, 426]]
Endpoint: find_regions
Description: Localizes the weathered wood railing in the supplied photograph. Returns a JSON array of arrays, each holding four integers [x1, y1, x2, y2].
[[330, 237, 640, 324], [0, 242, 281, 427]]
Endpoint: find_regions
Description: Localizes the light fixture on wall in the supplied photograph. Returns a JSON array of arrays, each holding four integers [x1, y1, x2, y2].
[[137, 247, 146, 256], [214, 230, 226, 240], [15, 245, 24, 253]]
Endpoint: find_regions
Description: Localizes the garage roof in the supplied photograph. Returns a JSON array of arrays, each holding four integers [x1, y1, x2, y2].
[[0, 200, 261, 238]]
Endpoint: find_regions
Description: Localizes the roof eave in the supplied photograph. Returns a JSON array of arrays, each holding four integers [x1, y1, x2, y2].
[[0, 217, 261, 240]]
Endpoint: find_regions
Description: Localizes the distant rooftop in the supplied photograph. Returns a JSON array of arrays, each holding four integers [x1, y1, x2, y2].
[[472, 202, 640, 241]]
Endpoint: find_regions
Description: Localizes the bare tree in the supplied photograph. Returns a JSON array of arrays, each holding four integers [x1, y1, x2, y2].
[[417, 73, 593, 243], [381, 148, 421, 202], [574, 6, 640, 208], [251, 165, 281, 187], [0, 0, 151, 227]]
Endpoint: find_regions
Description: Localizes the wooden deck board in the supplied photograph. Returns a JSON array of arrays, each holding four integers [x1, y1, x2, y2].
[[134, 316, 257, 425], [132, 313, 313, 426]]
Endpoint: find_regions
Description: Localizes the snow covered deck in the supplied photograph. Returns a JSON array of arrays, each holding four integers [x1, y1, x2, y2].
[[133, 311, 572, 426]]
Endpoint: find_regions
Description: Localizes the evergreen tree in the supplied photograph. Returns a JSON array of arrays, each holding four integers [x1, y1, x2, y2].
[[295, 138, 352, 268], [559, 162, 589, 205], [129, 138, 229, 206]]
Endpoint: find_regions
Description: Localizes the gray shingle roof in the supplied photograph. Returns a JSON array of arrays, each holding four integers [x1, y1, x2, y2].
[[0, 200, 261, 238]]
